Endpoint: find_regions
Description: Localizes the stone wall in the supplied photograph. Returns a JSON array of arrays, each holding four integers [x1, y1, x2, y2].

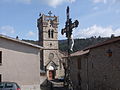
[[70, 40, 120, 90], [86, 41, 120, 90]]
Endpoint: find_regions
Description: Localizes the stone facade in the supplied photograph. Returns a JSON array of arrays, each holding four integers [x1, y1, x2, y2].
[[37, 13, 65, 80], [69, 37, 120, 90], [69, 50, 89, 90]]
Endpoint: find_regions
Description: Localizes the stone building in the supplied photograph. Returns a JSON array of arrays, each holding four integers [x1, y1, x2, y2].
[[0, 34, 43, 90], [68, 50, 89, 90], [37, 12, 65, 80], [69, 37, 120, 90]]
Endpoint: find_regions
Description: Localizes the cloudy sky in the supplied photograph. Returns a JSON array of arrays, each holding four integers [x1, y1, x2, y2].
[[0, 0, 120, 40]]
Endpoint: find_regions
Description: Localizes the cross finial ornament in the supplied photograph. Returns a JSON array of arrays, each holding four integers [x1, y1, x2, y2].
[[48, 11, 52, 16]]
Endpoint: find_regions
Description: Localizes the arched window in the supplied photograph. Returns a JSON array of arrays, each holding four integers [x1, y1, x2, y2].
[[48, 29, 54, 38], [51, 29, 54, 38], [48, 29, 50, 38]]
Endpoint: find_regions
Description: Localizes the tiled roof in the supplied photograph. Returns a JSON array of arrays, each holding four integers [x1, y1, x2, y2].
[[84, 36, 120, 50], [63, 50, 89, 57], [70, 36, 120, 57], [0, 34, 43, 49], [70, 50, 89, 57]]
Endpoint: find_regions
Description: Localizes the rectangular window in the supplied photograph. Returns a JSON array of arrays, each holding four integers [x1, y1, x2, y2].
[[0, 74, 2, 82], [77, 58, 81, 70], [0, 51, 2, 64]]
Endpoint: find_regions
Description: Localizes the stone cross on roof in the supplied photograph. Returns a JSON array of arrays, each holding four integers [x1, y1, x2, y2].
[[48, 11, 52, 16]]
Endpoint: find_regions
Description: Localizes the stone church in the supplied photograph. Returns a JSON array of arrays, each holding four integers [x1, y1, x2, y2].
[[37, 12, 65, 80]]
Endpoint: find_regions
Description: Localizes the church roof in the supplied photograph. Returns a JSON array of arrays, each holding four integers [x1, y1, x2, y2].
[[0, 34, 43, 49], [84, 36, 120, 50], [62, 50, 89, 58], [70, 50, 89, 57], [68, 36, 120, 57]]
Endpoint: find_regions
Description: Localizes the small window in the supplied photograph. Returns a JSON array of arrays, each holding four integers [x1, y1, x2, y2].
[[51, 30, 54, 38], [48, 30, 51, 38], [0, 51, 2, 64], [0, 74, 2, 82], [77, 59, 81, 70]]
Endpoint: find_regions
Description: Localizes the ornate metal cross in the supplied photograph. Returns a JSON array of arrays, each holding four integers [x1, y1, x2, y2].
[[61, 6, 79, 38], [61, 6, 79, 90]]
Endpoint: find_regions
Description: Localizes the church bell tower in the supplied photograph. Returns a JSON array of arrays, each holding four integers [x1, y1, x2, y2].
[[37, 11, 60, 79]]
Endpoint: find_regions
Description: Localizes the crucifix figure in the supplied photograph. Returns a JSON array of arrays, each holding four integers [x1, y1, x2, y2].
[[61, 6, 79, 89]]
